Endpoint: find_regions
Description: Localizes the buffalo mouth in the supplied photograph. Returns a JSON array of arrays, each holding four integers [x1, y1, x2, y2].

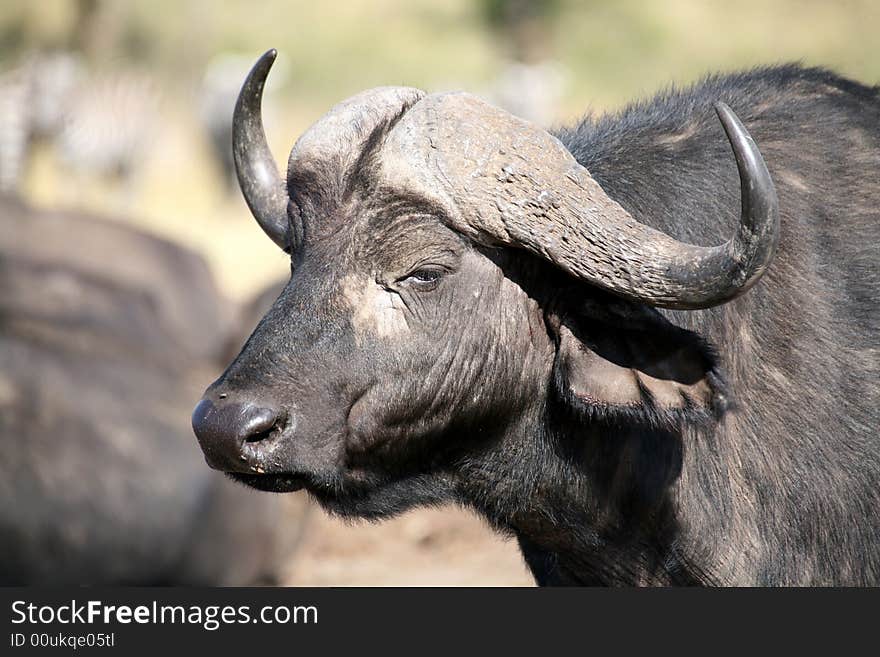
[[227, 472, 307, 493]]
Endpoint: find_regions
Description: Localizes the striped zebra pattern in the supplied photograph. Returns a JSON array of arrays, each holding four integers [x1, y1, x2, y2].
[[0, 52, 158, 197], [0, 64, 33, 194]]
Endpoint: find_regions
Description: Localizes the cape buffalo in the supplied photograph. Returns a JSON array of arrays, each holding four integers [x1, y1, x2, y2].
[[193, 50, 879, 585], [1, 198, 307, 584]]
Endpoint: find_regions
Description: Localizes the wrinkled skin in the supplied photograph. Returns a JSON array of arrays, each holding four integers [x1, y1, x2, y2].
[[210, 198, 557, 510], [198, 64, 880, 585]]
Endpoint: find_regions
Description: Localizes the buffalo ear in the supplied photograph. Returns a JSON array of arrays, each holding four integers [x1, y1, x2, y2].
[[550, 296, 727, 428]]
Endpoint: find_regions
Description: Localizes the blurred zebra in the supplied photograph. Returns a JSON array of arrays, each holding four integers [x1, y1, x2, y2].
[[0, 65, 31, 194], [56, 69, 159, 186], [0, 51, 159, 202]]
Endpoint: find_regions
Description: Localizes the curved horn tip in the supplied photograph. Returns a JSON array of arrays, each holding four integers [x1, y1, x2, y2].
[[714, 102, 752, 150], [246, 49, 278, 84], [713, 101, 734, 123], [711, 101, 779, 300], [258, 48, 277, 68], [713, 100, 777, 204], [233, 47, 289, 250]]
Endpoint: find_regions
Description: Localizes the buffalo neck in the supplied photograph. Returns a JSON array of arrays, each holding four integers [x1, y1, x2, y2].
[[451, 396, 714, 586]]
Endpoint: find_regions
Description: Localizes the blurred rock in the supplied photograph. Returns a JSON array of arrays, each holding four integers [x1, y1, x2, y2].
[[0, 195, 231, 361], [0, 197, 308, 585]]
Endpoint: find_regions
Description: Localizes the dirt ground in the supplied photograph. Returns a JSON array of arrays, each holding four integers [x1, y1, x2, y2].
[[280, 497, 534, 586]]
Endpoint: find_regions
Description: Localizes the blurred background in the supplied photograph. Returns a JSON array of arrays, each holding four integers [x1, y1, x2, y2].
[[1, 0, 878, 586]]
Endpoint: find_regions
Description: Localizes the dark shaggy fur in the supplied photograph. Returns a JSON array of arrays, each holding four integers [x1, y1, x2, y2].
[[533, 65, 880, 583], [202, 65, 879, 585]]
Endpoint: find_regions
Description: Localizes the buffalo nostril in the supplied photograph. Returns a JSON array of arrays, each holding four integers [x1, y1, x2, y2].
[[240, 407, 283, 444], [192, 398, 285, 473]]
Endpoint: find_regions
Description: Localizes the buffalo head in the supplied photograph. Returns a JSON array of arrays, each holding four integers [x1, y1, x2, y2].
[[192, 50, 778, 519]]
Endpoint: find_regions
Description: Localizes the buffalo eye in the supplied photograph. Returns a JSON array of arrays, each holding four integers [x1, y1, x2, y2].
[[400, 268, 444, 291]]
